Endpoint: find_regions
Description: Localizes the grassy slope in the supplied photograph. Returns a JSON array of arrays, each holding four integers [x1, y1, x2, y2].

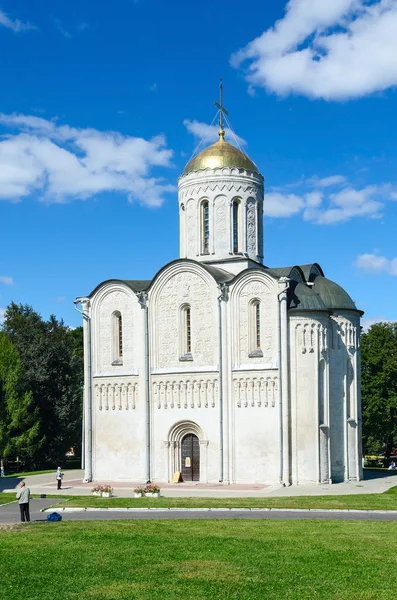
[[45, 485, 397, 510], [3, 468, 80, 478], [1, 520, 397, 599]]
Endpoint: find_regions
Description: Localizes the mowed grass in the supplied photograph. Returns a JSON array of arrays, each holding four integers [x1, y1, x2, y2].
[[47, 484, 397, 510], [1, 519, 397, 599]]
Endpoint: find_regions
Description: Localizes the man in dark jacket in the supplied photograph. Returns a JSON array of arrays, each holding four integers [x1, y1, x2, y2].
[[16, 481, 30, 522]]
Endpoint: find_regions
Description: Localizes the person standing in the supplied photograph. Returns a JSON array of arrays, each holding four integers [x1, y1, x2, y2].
[[16, 481, 30, 522], [56, 466, 63, 490]]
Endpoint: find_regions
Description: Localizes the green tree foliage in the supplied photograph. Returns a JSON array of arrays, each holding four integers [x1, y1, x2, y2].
[[0, 332, 42, 463], [2, 303, 83, 467], [361, 322, 397, 458]]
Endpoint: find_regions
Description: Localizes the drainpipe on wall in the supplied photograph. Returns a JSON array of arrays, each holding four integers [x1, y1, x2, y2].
[[137, 292, 151, 483], [277, 277, 290, 486], [217, 283, 228, 483], [74, 298, 92, 482]]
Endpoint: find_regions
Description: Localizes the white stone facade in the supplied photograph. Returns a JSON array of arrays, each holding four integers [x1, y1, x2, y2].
[[78, 140, 362, 486]]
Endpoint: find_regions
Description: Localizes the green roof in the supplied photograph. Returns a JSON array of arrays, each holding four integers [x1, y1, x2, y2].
[[312, 276, 357, 311], [288, 282, 328, 312]]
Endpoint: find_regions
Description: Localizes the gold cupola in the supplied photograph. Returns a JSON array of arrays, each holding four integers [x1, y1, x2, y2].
[[183, 130, 259, 175]]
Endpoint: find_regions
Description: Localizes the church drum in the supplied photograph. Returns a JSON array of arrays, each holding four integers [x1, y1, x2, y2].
[[181, 434, 200, 481]]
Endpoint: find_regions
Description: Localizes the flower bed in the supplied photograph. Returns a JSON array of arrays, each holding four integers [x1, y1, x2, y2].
[[91, 485, 114, 498]]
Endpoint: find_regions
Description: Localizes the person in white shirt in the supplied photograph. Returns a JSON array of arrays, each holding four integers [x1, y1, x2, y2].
[[16, 481, 30, 522], [56, 466, 63, 489]]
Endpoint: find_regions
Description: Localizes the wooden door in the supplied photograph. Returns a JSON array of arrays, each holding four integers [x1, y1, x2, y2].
[[181, 434, 200, 481]]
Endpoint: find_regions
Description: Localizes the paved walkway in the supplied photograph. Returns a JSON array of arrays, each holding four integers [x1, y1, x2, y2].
[[1, 469, 397, 498]]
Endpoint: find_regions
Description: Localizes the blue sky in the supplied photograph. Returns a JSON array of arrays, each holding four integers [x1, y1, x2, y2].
[[1, 0, 397, 329]]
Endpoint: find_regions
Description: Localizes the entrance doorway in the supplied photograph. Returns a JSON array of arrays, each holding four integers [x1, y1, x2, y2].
[[181, 433, 200, 481]]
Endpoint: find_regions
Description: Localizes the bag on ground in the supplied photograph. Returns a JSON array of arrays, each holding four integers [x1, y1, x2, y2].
[[47, 512, 62, 522]]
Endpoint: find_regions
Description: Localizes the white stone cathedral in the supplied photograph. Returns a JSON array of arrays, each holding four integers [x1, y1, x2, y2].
[[76, 119, 363, 486]]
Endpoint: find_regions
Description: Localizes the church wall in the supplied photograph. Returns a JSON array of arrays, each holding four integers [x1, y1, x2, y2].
[[231, 370, 279, 483], [151, 399, 220, 483], [227, 272, 280, 483], [89, 283, 147, 481], [328, 313, 362, 482], [92, 376, 145, 480], [290, 315, 330, 484]]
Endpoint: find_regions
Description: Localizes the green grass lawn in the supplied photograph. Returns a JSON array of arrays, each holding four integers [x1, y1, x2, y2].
[[2, 467, 82, 478], [0, 492, 16, 505], [45, 485, 397, 511], [1, 520, 396, 599]]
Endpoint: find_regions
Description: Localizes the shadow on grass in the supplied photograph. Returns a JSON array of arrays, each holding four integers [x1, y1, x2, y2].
[[0, 477, 22, 493], [363, 469, 397, 480]]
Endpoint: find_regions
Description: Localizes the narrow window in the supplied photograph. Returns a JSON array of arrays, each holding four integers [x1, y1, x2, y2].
[[249, 300, 263, 358], [179, 304, 193, 360], [185, 307, 191, 353], [112, 311, 123, 365], [202, 201, 210, 253], [255, 302, 260, 349], [233, 200, 239, 252], [118, 314, 123, 358]]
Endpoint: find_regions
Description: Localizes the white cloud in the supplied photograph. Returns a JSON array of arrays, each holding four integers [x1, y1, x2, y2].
[[0, 276, 13, 285], [264, 192, 305, 217], [232, 0, 397, 101], [308, 185, 385, 224], [0, 308, 5, 323], [54, 296, 66, 303], [266, 175, 396, 223], [361, 316, 393, 332], [0, 9, 35, 32], [354, 253, 397, 275], [0, 113, 175, 206], [308, 175, 347, 188], [184, 119, 246, 147]]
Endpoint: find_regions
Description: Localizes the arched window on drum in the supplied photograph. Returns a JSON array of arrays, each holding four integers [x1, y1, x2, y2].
[[232, 199, 241, 253], [201, 200, 210, 254]]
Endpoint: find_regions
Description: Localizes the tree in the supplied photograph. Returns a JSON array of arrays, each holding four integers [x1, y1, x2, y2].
[[0, 332, 42, 466], [2, 303, 83, 467], [361, 322, 397, 459]]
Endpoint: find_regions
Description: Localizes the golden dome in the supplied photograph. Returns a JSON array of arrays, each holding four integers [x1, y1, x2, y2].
[[183, 133, 259, 175]]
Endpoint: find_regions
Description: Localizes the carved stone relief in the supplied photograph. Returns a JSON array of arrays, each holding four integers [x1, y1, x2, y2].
[[246, 198, 257, 255], [155, 271, 216, 369], [233, 375, 278, 408], [295, 321, 328, 354], [152, 378, 218, 409], [95, 379, 138, 411]]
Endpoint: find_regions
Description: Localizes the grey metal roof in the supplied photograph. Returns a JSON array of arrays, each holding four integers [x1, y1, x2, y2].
[[88, 279, 151, 297], [312, 276, 357, 311], [201, 264, 235, 284], [288, 281, 328, 312]]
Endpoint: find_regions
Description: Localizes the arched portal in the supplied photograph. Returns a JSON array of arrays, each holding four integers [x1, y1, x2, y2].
[[166, 421, 208, 483], [181, 433, 200, 481]]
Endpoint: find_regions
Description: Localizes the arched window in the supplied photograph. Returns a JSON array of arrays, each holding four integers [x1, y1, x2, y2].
[[112, 311, 123, 365], [185, 306, 191, 353], [233, 200, 240, 252], [255, 302, 260, 349], [179, 304, 193, 360], [248, 300, 263, 357], [201, 200, 210, 254]]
